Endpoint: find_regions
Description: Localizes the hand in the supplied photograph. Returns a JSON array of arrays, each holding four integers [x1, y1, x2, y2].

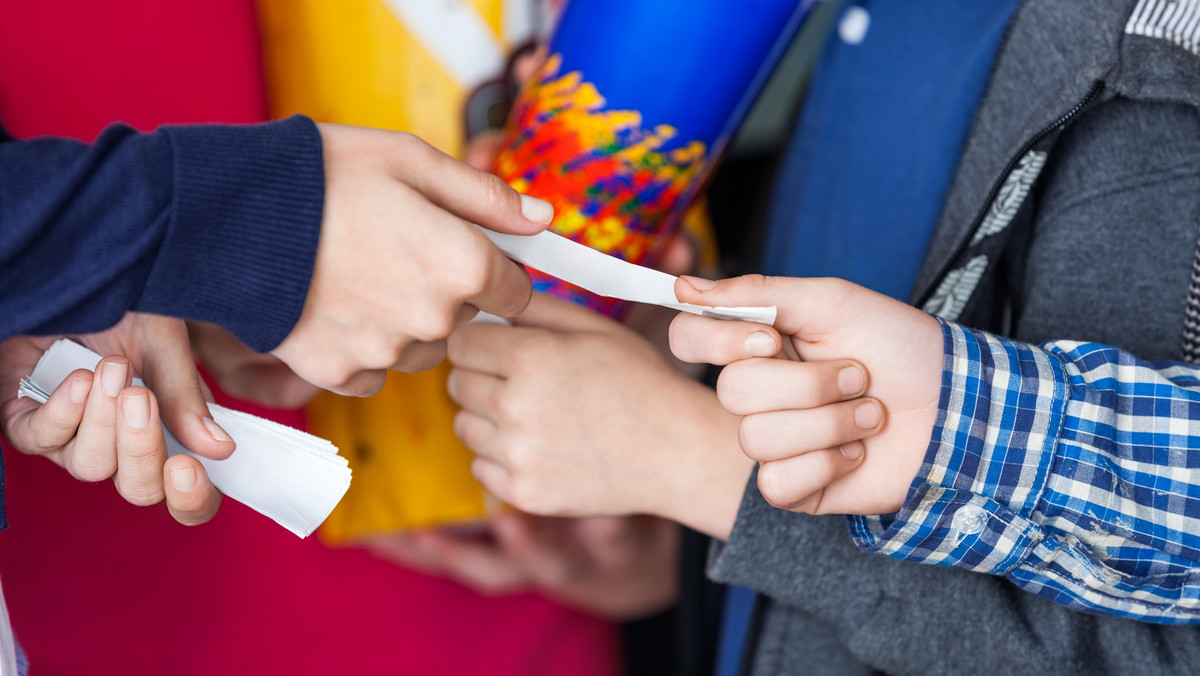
[[189, 321, 321, 409], [270, 123, 556, 397], [370, 513, 680, 620], [669, 275, 942, 515], [0, 313, 228, 524], [447, 292, 753, 540]]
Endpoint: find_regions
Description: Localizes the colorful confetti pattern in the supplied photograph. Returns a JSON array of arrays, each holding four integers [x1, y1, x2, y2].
[[494, 54, 707, 316]]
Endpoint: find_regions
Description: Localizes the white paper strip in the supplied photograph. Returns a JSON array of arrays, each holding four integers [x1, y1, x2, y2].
[[480, 228, 777, 325], [18, 340, 350, 538]]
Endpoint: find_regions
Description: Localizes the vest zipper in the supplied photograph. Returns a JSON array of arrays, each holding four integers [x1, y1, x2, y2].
[[915, 79, 1105, 308]]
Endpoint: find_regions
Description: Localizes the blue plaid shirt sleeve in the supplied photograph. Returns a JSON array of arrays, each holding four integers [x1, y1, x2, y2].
[[847, 319, 1200, 624]]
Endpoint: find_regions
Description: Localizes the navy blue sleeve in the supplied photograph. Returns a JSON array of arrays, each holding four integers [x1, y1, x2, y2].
[[1, 115, 324, 352]]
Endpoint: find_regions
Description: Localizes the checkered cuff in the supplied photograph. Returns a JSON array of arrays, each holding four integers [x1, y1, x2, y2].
[[848, 320, 1068, 573]]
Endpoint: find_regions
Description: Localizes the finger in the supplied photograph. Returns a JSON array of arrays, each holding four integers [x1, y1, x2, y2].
[[669, 312, 782, 365], [756, 447, 864, 514], [511, 292, 619, 334], [163, 454, 222, 526], [739, 399, 884, 462], [67, 356, 128, 482], [463, 131, 505, 171], [368, 533, 450, 575], [447, 368, 507, 424], [3, 369, 92, 457], [674, 274, 858, 336], [393, 132, 554, 235], [409, 530, 529, 596], [220, 361, 323, 410], [654, 233, 696, 276], [453, 409, 502, 459], [324, 368, 388, 398], [446, 322, 525, 376], [454, 303, 481, 327], [717, 359, 868, 415], [114, 386, 167, 506], [490, 512, 576, 590], [465, 244, 535, 320], [137, 325, 234, 461], [512, 47, 547, 84], [471, 456, 513, 502], [391, 339, 448, 374]]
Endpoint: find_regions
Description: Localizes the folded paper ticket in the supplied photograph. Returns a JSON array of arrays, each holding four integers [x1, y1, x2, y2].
[[479, 228, 777, 325], [18, 339, 350, 538]]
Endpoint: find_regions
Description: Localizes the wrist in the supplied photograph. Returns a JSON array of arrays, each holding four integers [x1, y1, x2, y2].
[[646, 381, 753, 540]]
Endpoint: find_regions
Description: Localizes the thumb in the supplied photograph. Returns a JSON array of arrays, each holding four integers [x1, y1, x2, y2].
[[675, 274, 862, 336], [135, 324, 235, 461]]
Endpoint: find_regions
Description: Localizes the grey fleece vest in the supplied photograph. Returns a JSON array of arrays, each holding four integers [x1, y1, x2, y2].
[[708, 1, 1200, 674]]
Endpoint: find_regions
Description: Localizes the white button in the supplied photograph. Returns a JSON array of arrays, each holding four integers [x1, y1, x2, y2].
[[839, 6, 871, 45], [950, 504, 989, 535]]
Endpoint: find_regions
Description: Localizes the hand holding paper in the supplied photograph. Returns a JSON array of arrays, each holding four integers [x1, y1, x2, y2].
[[16, 338, 350, 537], [0, 314, 227, 525], [270, 124, 556, 398], [670, 275, 939, 516]]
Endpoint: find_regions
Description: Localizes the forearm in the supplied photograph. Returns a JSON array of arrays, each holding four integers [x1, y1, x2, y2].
[[852, 321, 1200, 623], [1, 116, 323, 351], [710, 483, 1200, 674]]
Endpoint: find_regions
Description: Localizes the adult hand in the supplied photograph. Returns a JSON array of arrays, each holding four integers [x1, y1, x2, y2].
[[0, 313, 228, 524], [189, 321, 321, 410], [669, 275, 942, 515], [271, 123, 556, 397], [370, 513, 680, 620]]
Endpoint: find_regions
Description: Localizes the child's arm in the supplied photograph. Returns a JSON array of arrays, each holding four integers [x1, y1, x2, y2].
[[673, 274, 1200, 624]]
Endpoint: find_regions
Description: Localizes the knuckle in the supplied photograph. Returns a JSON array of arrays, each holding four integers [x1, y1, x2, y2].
[[392, 130, 430, 157], [122, 484, 164, 507], [410, 308, 457, 343], [71, 457, 115, 483], [741, 273, 771, 294], [756, 462, 792, 508], [507, 479, 548, 515], [476, 171, 517, 216], [493, 386, 533, 423], [455, 245, 493, 296], [31, 418, 72, 452]]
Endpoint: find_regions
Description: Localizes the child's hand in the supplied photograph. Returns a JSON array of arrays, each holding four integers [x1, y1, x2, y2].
[[369, 513, 680, 620], [670, 275, 942, 516], [446, 292, 753, 540], [0, 313, 227, 524]]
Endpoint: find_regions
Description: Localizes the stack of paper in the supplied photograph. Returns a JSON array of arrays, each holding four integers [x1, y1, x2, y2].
[[18, 339, 350, 538]]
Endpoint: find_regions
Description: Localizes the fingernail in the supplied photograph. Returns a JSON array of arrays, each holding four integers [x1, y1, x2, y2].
[[170, 465, 196, 492], [745, 331, 778, 357], [841, 443, 864, 461], [100, 361, 127, 397], [68, 377, 90, 404], [838, 365, 866, 396], [520, 194, 554, 224], [855, 401, 882, 429], [681, 275, 717, 291], [203, 417, 233, 443], [121, 393, 151, 430]]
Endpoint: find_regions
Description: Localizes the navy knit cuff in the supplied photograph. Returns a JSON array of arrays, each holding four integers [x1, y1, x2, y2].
[[136, 115, 324, 352]]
